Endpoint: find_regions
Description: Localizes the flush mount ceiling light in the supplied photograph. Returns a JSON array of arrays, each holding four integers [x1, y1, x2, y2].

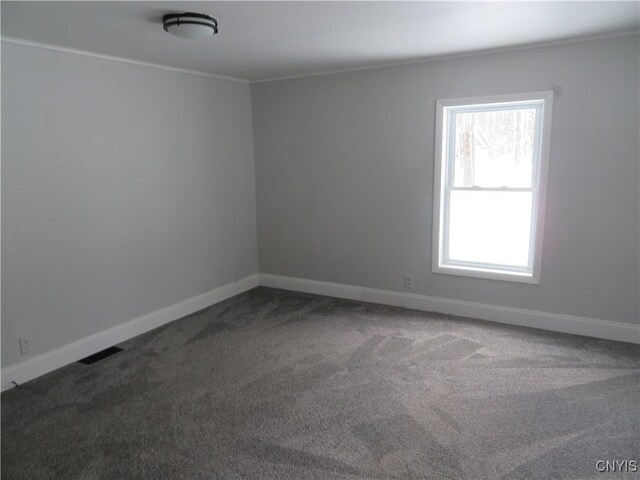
[[163, 12, 218, 39]]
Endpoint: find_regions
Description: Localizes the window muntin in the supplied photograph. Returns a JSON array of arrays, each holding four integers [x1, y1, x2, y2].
[[433, 93, 552, 283]]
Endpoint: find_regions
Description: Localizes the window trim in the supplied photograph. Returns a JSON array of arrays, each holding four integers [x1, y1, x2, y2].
[[432, 91, 553, 284]]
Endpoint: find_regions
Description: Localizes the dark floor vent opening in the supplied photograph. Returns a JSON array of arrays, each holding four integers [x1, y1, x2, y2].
[[78, 346, 123, 365]]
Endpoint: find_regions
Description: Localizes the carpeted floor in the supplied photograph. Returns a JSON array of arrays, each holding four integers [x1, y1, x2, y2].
[[2, 287, 639, 479]]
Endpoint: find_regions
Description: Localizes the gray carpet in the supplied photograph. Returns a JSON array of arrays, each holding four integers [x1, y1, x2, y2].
[[2, 287, 639, 479]]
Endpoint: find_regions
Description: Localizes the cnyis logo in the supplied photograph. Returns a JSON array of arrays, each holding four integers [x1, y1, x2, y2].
[[596, 460, 638, 473]]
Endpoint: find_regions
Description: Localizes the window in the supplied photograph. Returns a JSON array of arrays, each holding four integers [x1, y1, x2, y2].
[[432, 91, 553, 283]]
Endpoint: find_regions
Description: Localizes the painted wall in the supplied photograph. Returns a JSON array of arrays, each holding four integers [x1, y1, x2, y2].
[[2, 42, 258, 367], [252, 35, 640, 326], [3, 34, 638, 372]]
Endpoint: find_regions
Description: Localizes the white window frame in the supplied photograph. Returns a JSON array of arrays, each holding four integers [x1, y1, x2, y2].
[[432, 91, 553, 284]]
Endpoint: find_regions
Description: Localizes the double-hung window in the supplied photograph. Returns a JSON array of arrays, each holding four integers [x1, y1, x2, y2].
[[433, 91, 553, 283]]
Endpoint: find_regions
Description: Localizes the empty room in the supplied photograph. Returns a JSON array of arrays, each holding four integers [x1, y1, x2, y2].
[[1, 1, 639, 479]]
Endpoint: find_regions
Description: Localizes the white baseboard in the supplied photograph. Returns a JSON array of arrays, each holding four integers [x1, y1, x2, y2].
[[260, 274, 640, 344], [3, 271, 637, 391], [0, 274, 260, 391]]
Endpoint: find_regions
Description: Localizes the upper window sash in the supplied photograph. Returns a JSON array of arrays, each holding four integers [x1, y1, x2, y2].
[[443, 102, 544, 189]]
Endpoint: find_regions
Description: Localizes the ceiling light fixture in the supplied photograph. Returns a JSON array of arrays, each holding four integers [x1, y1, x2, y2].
[[163, 12, 218, 39]]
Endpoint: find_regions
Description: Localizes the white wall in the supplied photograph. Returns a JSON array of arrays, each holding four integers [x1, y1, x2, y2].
[[252, 35, 640, 326], [1, 42, 258, 367]]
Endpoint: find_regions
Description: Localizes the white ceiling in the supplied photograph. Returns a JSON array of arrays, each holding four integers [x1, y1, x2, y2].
[[2, 1, 639, 82]]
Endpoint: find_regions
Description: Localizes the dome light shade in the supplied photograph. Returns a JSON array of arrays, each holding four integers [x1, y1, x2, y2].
[[163, 12, 218, 39]]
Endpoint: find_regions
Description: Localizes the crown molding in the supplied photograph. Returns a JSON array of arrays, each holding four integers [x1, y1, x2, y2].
[[0, 36, 250, 84], [3, 30, 637, 85], [251, 29, 640, 83]]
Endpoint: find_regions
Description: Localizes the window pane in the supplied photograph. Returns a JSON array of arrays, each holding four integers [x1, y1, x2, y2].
[[452, 108, 537, 188], [447, 190, 533, 268]]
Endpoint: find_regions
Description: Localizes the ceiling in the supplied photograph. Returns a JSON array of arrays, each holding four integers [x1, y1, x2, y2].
[[2, 1, 639, 82]]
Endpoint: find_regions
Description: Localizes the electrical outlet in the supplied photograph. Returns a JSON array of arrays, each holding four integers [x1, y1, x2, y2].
[[404, 275, 414, 289], [203, 277, 210, 291], [19, 336, 32, 355]]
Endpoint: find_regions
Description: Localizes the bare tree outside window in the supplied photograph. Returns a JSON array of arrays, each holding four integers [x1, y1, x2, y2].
[[454, 108, 537, 188]]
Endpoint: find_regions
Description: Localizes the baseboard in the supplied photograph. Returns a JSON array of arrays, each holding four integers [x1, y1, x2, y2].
[[1, 274, 260, 391], [3, 271, 637, 391], [260, 273, 640, 344]]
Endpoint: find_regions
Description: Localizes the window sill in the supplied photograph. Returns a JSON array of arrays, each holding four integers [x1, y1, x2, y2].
[[433, 264, 539, 284]]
